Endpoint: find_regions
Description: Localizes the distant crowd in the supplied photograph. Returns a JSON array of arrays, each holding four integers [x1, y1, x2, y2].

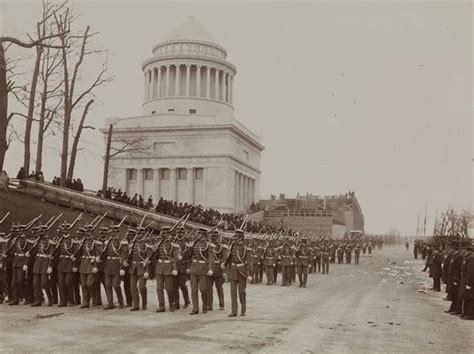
[[16, 167, 84, 192], [98, 187, 277, 233]]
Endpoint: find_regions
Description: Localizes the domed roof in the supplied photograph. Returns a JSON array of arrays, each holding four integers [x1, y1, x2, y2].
[[160, 16, 220, 46]]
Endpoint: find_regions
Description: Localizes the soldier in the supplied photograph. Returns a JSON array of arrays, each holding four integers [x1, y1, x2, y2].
[[345, 245, 352, 264], [445, 241, 467, 315], [78, 226, 103, 309], [153, 227, 180, 313], [127, 229, 153, 311], [174, 227, 190, 309], [429, 245, 443, 292], [57, 223, 78, 307], [321, 246, 330, 274], [207, 230, 225, 311], [367, 241, 372, 256], [354, 244, 361, 265], [101, 226, 127, 310], [183, 228, 214, 315], [250, 239, 262, 284], [31, 225, 57, 306], [278, 239, 293, 286], [362, 241, 367, 256], [295, 238, 310, 288], [313, 243, 321, 273], [222, 229, 253, 317], [9, 225, 36, 305], [337, 244, 344, 264], [262, 240, 277, 285], [462, 241, 474, 320], [0, 226, 17, 303]]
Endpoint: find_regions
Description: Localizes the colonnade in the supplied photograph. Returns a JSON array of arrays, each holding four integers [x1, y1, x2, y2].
[[234, 171, 256, 210], [144, 64, 234, 104], [123, 167, 206, 206]]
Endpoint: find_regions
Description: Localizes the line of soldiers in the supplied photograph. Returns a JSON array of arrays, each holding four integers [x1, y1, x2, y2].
[[0, 212, 368, 317], [417, 237, 474, 320]]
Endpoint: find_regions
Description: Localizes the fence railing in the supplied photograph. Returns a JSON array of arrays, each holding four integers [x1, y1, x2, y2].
[[264, 210, 334, 218]]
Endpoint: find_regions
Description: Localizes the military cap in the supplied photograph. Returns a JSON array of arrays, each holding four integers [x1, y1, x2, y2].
[[234, 229, 244, 237], [99, 227, 109, 233], [77, 227, 86, 233]]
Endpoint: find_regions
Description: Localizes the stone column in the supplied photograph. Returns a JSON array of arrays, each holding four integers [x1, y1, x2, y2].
[[153, 168, 160, 202], [251, 179, 255, 203], [170, 168, 177, 201], [214, 69, 219, 100], [136, 168, 144, 197], [123, 169, 129, 195], [221, 72, 227, 103], [202, 167, 208, 206], [165, 65, 170, 96], [206, 67, 211, 98], [196, 65, 201, 97], [229, 75, 233, 104], [243, 175, 248, 209], [187, 168, 194, 204], [185, 65, 191, 96], [239, 174, 244, 210], [144, 72, 148, 100], [175, 64, 180, 96], [151, 68, 156, 98], [247, 178, 252, 206], [157, 66, 162, 97], [234, 171, 238, 209]]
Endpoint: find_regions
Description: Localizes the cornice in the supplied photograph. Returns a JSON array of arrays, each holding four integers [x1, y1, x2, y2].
[[111, 153, 262, 175], [152, 39, 227, 56], [103, 124, 265, 152]]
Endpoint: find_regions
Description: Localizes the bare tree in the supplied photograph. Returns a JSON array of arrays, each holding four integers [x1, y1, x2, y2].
[[54, 6, 111, 186], [23, 0, 63, 174], [35, 43, 63, 172], [0, 26, 66, 172], [101, 124, 152, 194]]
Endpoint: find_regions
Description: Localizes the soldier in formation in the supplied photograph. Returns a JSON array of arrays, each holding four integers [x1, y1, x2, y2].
[[0, 211, 376, 318]]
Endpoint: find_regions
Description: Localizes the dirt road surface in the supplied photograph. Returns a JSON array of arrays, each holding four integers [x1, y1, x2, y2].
[[1, 246, 472, 353]]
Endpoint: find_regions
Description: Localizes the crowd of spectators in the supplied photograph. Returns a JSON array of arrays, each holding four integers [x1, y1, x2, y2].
[[99, 187, 279, 233], [51, 176, 84, 192], [16, 167, 44, 182]]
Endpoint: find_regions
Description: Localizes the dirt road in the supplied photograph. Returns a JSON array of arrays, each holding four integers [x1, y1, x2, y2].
[[0, 247, 472, 353]]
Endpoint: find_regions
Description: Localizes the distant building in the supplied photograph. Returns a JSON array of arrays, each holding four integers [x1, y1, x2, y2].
[[258, 192, 365, 236], [104, 17, 264, 213]]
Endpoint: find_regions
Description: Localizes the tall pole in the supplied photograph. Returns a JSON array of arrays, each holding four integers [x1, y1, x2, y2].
[[101, 123, 113, 194]]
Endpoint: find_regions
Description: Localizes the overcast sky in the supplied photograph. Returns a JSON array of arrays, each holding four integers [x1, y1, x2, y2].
[[1, 0, 472, 235]]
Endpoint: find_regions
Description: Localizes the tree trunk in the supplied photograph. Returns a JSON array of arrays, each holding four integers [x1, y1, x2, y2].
[[101, 123, 113, 194], [0, 44, 8, 172], [66, 99, 93, 181], [35, 91, 47, 172], [23, 45, 42, 173]]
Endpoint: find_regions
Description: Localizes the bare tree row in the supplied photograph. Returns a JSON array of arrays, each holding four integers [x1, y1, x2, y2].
[[0, 0, 111, 186]]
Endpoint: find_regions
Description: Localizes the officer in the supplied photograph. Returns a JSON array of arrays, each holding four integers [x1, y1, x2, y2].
[[462, 241, 474, 320], [321, 246, 330, 274], [222, 229, 252, 317], [354, 244, 361, 265], [296, 238, 310, 288]]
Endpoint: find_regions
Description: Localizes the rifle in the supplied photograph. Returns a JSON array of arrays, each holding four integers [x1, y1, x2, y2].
[[68, 213, 83, 229], [47, 213, 63, 230], [170, 214, 187, 232], [24, 214, 43, 230], [113, 215, 127, 229], [240, 215, 249, 231], [91, 212, 107, 231], [0, 211, 10, 224]]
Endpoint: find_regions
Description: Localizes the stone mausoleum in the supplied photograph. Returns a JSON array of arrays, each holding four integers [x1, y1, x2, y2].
[[104, 17, 264, 213]]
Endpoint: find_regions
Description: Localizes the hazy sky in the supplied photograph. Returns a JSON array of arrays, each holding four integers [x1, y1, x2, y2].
[[1, 0, 472, 235]]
